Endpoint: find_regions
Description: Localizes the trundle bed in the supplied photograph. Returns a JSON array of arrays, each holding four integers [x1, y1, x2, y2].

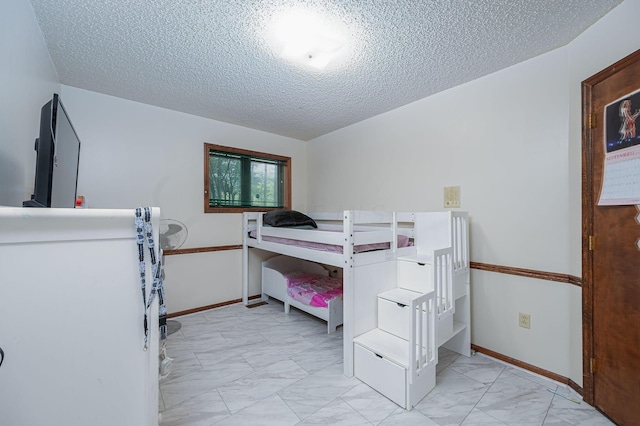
[[261, 255, 344, 333]]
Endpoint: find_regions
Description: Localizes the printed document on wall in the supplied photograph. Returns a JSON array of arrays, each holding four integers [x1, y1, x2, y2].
[[598, 88, 640, 206]]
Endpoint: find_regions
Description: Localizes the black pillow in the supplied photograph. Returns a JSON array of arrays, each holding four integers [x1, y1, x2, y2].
[[263, 210, 317, 228]]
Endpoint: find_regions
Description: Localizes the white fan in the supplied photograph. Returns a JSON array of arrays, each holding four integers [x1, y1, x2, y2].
[[159, 219, 188, 251], [157, 218, 188, 380]]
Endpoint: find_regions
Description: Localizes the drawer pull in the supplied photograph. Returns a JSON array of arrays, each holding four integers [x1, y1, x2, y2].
[[375, 353, 383, 359], [396, 302, 407, 308], [418, 262, 426, 266]]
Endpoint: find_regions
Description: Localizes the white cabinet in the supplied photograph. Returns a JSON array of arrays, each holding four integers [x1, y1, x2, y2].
[[0, 208, 160, 426]]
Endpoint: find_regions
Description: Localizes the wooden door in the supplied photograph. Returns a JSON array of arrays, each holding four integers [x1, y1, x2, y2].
[[583, 50, 640, 426]]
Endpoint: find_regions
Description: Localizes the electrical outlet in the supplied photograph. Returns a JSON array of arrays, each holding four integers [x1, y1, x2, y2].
[[519, 312, 531, 329]]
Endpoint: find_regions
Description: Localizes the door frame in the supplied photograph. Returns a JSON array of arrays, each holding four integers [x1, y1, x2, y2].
[[581, 48, 640, 407]]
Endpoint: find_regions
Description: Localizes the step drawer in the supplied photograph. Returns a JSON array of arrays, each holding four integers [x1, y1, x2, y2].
[[398, 259, 433, 294], [378, 297, 411, 340], [354, 343, 406, 408], [378, 297, 433, 345]]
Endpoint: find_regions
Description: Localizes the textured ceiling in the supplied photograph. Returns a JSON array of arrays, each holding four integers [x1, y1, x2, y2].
[[29, 0, 622, 141]]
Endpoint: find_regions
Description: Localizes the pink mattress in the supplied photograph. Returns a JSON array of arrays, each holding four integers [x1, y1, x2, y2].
[[249, 230, 411, 254], [283, 272, 342, 308]]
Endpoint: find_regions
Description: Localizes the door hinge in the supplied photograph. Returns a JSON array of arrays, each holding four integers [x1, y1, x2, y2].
[[589, 235, 595, 251], [590, 357, 597, 374], [588, 113, 597, 129]]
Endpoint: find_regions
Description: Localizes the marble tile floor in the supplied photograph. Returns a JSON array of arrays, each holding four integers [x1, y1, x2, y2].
[[159, 301, 614, 426]]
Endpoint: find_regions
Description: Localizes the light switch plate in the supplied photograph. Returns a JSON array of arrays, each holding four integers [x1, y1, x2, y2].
[[519, 312, 531, 329], [444, 186, 461, 208]]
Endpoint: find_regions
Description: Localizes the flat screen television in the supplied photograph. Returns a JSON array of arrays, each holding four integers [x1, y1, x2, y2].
[[23, 94, 81, 208]]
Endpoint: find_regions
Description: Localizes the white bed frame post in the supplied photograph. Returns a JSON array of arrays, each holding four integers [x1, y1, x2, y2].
[[242, 213, 250, 305], [242, 212, 262, 306], [392, 212, 398, 256], [442, 211, 471, 357], [342, 210, 355, 377]]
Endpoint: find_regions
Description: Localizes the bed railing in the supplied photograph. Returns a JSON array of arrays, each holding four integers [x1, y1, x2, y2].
[[409, 288, 437, 387], [242, 211, 417, 304], [243, 211, 417, 259], [451, 212, 469, 274], [434, 247, 454, 317]]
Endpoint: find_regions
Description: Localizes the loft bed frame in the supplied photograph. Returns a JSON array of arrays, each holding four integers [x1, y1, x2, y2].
[[241, 210, 469, 377], [242, 211, 416, 269], [243, 211, 416, 377]]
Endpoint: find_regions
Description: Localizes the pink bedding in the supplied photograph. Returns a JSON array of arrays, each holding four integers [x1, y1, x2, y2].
[[249, 230, 411, 254], [284, 272, 343, 308]]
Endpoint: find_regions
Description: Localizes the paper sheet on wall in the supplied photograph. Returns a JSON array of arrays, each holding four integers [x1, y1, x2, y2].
[[598, 88, 640, 206]]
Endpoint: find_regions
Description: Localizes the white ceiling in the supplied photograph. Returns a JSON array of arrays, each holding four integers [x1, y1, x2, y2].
[[29, 0, 622, 141]]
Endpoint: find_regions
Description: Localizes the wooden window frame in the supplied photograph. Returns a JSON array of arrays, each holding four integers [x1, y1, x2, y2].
[[204, 143, 291, 213]]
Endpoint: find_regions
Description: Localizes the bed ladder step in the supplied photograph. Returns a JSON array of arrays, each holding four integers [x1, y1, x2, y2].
[[354, 328, 412, 368], [353, 285, 436, 410]]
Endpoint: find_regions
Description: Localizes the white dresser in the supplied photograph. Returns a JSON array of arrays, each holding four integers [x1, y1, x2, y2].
[[0, 207, 160, 426]]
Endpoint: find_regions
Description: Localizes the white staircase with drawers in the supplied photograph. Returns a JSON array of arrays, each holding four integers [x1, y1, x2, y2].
[[352, 211, 471, 410], [353, 249, 451, 410]]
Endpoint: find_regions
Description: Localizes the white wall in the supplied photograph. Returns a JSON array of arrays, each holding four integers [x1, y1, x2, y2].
[[565, 0, 640, 390], [2, 0, 308, 316], [59, 86, 308, 313], [308, 47, 574, 378], [6, 0, 639, 387], [311, 47, 571, 271], [0, 0, 60, 206], [307, 0, 639, 385]]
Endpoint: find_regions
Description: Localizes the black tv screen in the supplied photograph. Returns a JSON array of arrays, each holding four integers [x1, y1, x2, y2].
[[23, 94, 81, 208]]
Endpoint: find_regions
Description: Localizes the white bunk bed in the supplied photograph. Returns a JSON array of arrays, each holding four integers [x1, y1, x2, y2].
[[242, 210, 470, 372], [243, 211, 416, 377]]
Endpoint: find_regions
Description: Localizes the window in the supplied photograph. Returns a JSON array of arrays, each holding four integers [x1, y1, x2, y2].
[[204, 143, 291, 213]]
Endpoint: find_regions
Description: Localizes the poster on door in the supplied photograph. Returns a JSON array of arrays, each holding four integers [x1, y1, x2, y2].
[[598, 88, 640, 205]]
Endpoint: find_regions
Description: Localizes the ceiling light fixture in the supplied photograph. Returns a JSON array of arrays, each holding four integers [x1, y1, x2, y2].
[[272, 10, 346, 70]]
